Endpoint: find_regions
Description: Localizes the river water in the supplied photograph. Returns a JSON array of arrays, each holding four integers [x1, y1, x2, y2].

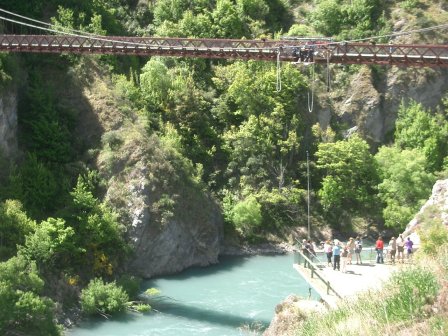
[[67, 253, 317, 336]]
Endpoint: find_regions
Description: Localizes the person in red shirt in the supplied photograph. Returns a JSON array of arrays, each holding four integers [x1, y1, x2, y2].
[[376, 236, 384, 264]]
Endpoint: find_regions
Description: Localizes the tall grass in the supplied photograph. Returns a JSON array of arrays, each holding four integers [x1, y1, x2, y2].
[[296, 265, 440, 336]]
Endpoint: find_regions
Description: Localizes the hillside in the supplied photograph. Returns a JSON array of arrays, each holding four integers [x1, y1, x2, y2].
[[0, 0, 447, 334]]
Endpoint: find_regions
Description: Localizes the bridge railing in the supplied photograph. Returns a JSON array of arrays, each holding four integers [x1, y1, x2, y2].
[[294, 248, 342, 298]]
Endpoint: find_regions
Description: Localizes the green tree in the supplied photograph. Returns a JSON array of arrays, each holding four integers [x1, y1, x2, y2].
[[21, 71, 74, 165], [230, 196, 262, 237], [0, 200, 36, 260], [212, 0, 249, 38], [8, 153, 62, 218], [311, 0, 386, 39], [66, 176, 128, 277], [395, 100, 448, 172], [19, 217, 76, 271], [140, 65, 223, 183], [0, 256, 61, 335], [215, 62, 306, 192], [375, 146, 435, 230], [257, 187, 306, 231], [316, 135, 379, 217], [310, 0, 343, 36], [140, 58, 172, 113], [153, 0, 194, 24]]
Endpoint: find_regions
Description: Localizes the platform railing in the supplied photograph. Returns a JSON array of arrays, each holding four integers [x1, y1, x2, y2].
[[294, 248, 342, 298]]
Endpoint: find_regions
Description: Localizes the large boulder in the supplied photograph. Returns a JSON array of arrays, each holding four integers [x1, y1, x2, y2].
[[99, 127, 223, 278]]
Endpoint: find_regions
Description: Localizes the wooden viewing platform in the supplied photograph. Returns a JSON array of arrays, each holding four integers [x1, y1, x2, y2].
[[293, 249, 396, 308]]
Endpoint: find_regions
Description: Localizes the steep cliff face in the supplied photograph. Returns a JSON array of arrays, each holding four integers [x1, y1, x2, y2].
[[0, 89, 18, 158], [319, 66, 448, 146], [62, 64, 224, 279], [97, 124, 223, 278]]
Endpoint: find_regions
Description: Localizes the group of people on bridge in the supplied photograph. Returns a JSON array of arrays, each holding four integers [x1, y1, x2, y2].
[[301, 234, 414, 273], [292, 45, 314, 63], [374, 234, 414, 264]]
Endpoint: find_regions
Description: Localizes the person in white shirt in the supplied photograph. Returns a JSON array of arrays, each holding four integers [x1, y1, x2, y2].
[[396, 234, 405, 263], [324, 240, 333, 267]]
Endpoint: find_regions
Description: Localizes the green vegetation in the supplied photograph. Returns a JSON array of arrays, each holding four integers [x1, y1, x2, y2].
[[0, 256, 61, 335], [0, 0, 447, 333], [316, 135, 379, 224], [0, 200, 36, 260], [311, 0, 388, 39], [295, 223, 447, 335], [80, 278, 129, 316], [375, 147, 435, 230]]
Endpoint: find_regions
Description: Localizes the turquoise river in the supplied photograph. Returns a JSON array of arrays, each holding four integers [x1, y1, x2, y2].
[[67, 253, 318, 336]]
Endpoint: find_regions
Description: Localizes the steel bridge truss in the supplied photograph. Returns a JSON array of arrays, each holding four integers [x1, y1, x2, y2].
[[0, 34, 447, 67]]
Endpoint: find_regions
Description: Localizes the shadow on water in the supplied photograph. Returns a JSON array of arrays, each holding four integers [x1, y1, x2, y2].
[[71, 312, 140, 331], [73, 299, 270, 333], [152, 299, 271, 329]]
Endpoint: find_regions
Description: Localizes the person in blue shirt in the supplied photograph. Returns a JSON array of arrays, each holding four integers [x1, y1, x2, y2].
[[332, 240, 341, 271]]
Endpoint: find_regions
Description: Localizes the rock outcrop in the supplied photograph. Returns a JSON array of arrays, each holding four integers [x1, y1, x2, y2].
[[99, 126, 223, 278], [318, 66, 448, 147], [263, 295, 326, 336], [0, 89, 18, 158], [403, 179, 448, 243]]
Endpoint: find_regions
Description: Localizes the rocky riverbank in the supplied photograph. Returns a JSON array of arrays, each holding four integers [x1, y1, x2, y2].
[[262, 295, 327, 336], [220, 241, 298, 256]]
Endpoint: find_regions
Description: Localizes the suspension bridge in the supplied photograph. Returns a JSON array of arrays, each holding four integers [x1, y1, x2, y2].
[[0, 8, 448, 67]]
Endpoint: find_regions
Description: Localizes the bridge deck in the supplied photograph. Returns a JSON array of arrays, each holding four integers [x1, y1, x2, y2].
[[1, 35, 448, 66], [293, 252, 396, 308]]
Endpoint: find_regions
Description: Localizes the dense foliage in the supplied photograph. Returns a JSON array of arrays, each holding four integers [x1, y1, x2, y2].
[[0, 256, 61, 335], [80, 278, 129, 316], [316, 135, 379, 217]]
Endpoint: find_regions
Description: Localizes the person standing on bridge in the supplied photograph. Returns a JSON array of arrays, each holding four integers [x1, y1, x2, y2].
[[332, 240, 341, 271], [388, 237, 397, 264], [396, 234, 405, 263], [375, 236, 384, 264], [405, 237, 414, 262], [355, 236, 363, 264], [324, 240, 333, 267], [347, 237, 355, 265], [341, 245, 349, 273]]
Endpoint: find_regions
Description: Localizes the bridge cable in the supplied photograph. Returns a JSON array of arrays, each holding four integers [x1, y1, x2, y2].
[[0, 14, 138, 46], [307, 64, 315, 113], [0, 7, 98, 36], [276, 48, 282, 92], [326, 51, 331, 93], [0, 13, 269, 52], [341, 23, 448, 44], [3, 6, 448, 51]]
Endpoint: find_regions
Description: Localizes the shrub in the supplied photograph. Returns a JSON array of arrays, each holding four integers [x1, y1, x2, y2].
[[117, 274, 142, 299], [400, 0, 420, 10], [0, 200, 36, 260], [80, 278, 129, 316], [231, 196, 262, 237], [384, 267, 439, 321], [418, 220, 448, 256]]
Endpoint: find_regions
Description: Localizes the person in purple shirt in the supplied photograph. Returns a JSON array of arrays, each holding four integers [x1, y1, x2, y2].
[[405, 237, 413, 261]]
